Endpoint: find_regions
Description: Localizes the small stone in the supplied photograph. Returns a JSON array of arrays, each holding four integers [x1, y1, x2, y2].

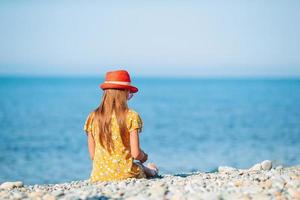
[[274, 191, 286, 200], [169, 191, 184, 200], [261, 179, 272, 189], [261, 160, 272, 170], [148, 183, 167, 198], [28, 191, 44, 198], [276, 165, 283, 170], [200, 193, 223, 200], [222, 193, 244, 200], [0, 181, 23, 190], [0, 191, 7, 196], [43, 194, 56, 200], [251, 193, 269, 200], [286, 180, 300, 189], [12, 191, 25, 199], [238, 171, 245, 175], [35, 188, 44, 193], [249, 163, 262, 171], [240, 194, 251, 200], [272, 178, 286, 190], [234, 180, 244, 187], [245, 185, 262, 194], [52, 190, 64, 197], [292, 188, 300, 199], [218, 166, 238, 173]]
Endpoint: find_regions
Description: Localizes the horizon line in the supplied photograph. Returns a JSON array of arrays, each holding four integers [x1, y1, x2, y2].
[[0, 73, 300, 80]]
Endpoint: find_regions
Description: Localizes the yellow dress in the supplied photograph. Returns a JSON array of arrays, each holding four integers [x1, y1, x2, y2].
[[83, 109, 147, 182]]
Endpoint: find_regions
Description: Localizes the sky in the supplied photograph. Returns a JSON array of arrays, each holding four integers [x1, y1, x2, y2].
[[0, 0, 299, 77]]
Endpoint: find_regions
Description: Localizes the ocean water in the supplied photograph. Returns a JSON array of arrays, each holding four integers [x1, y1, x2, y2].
[[0, 76, 299, 184]]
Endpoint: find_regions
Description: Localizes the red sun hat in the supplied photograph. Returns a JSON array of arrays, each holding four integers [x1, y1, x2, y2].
[[100, 70, 138, 93]]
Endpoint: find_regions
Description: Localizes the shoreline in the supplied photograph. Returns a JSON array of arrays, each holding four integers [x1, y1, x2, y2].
[[1, 160, 300, 200]]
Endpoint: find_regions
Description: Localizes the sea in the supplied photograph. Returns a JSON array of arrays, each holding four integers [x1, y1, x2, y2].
[[0, 76, 299, 184]]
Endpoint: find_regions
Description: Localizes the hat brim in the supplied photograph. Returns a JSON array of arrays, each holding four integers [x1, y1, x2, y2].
[[100, 83, 138, 93]]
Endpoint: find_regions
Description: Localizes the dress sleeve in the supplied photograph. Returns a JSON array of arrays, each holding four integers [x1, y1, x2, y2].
[[84, 112, 94, 135], [128, 111, 143, 134]]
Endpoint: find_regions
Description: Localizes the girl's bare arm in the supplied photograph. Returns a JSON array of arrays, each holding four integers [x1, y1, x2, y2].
[[87, 133, 95, 161], [130, 129, 147, 162]]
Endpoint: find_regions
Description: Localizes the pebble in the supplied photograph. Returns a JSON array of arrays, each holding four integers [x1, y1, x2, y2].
[[0, 181, 23, 190], [251, 193, 269, 200], [292, 188, 300, 199], [261, 179, 272, 189], [0, 161, 299, 200], [250, 163, 262, 171], [42, 194, 56, 200], [276, 165, 283, 170], [28, 191, 44, 198], [52, 190, 64, 197], [148, 182, 167, 198], [261, 160, 272, 170], [218, 166, 238, 173], [12, 191, 25, 199]]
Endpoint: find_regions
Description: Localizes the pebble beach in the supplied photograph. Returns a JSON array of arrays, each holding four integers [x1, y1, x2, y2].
[[1, 160, 300, 200]]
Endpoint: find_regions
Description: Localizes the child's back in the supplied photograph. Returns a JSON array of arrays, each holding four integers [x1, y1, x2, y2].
[[84, 108, 146, 182]]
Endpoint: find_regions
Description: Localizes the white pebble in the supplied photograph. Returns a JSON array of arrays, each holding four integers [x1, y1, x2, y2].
[[0, 181, 23, 190], [261, 160, 272, 170], [218, 166, 238, 173], [249, 163, 262, 171]]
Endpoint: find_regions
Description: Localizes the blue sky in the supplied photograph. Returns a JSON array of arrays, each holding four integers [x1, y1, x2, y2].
[[0, 1, 299, 77]]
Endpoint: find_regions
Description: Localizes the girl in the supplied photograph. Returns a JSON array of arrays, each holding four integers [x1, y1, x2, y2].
[[83, 70, 159, 183]]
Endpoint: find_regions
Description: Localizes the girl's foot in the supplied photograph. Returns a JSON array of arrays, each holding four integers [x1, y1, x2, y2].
[[146, 163, 159, 177]]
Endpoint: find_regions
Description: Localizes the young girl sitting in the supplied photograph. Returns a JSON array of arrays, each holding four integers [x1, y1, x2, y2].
[[83, 70, 159, 183]]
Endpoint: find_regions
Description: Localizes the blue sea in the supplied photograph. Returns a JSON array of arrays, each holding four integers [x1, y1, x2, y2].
[[0, 76, 299, 185]]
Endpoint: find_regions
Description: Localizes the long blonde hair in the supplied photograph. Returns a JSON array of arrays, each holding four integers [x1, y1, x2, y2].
[[93, 89, 129, 154]]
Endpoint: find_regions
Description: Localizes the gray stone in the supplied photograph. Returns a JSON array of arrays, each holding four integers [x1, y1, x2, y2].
[[261, 160, 272, 170]]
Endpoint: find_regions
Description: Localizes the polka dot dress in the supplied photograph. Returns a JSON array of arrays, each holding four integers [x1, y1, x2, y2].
[[83, 109, 147, 182]]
